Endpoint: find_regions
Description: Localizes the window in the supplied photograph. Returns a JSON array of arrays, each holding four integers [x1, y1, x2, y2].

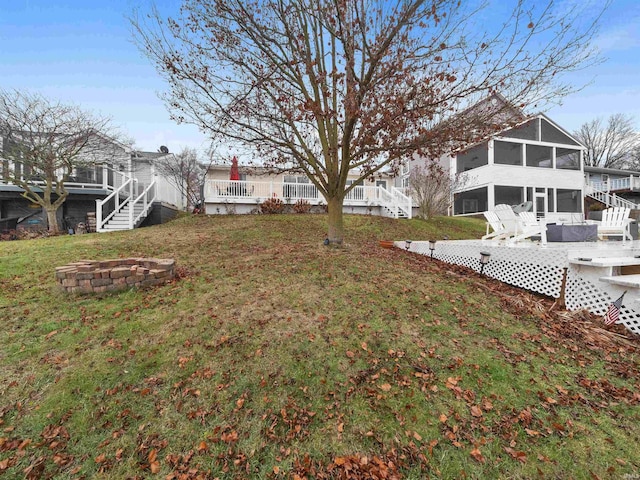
[[547, 188, 555, 213], [456, 143, 488, 172], [495, 185, 524, 206], [526, 145, 552, 168], [541, 119, 580, 146], [556, 148, 580, 170], [556, 189, 581, 213], [494, 141, 523, 166], [500, 119, 539, 141], [453, 187, 487, 214]]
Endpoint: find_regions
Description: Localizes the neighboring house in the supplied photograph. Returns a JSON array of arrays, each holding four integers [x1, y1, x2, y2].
[[0, 134, 185, 232], [204, 163, 411, 218], [584, 165, 640, 211], [394, 97, 586, 223], [447, 113, 585, 223]]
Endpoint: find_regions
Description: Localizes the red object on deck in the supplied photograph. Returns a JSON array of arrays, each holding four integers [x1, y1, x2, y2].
[[230, 156, 240, 181]]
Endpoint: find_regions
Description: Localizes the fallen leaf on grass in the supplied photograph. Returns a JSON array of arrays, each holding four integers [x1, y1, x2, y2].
[[470, 447, 485, 463], [379, 383, 392, 392], [346, 350, 355, 359], [439, 414, 448, 423], [504, 447, 527, 463], [470, 406, 483, 417], [45, 330, 58, 340]]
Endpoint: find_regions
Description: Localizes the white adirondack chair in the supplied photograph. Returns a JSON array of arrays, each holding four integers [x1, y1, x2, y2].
[[482, 211, 507, 240], [508, 211, 547, 244], [597, 207, 632, 243], [493, 204, 519, 239]]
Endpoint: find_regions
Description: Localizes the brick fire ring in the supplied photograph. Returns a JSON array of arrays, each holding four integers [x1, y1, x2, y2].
[[56, 258, 176, 294]]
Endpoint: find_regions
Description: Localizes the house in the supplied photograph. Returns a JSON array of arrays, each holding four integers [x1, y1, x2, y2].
[[204, 162, 411, 218], [398, 104, 586, 222], [584, 166, 640, 211], [0, 133, 185, 232]]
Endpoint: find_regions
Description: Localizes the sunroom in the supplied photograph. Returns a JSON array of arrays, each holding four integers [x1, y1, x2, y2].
[[451, 114, 585, 223]]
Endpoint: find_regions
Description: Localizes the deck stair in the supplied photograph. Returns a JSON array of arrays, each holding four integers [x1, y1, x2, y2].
[[585, 187, 640, 210], [95, 170, 156, 232]]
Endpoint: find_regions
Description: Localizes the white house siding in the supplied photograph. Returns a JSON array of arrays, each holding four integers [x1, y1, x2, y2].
[[450, 115, 585, 220]]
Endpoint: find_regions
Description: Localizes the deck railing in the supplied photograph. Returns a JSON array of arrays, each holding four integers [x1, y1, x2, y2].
[[206, 180, 382, 205], [589, 176, 640, 193]]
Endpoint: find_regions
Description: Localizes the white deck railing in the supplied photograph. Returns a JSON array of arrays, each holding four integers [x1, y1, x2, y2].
[[206, 180, 380, 204], [588, 176, 640, 193], [585, 187, 639, 210], [204, 179, 412, 217]]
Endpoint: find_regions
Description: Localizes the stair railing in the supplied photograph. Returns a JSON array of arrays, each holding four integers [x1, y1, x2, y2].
[[586, 189, 638, 210], [378, 186, 398, 218], [391, 187, 413, 219], [96, 177, 133, 232], [129, 180, 157, 229]]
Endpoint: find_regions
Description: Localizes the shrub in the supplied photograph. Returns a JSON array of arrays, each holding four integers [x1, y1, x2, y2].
[[260, 197, 285, 214], [293, 199, 312, 214]]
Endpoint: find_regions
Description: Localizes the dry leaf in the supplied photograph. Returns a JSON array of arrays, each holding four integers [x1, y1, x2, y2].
[[439, 413, 448, 423], [379, 383, 392, 392], [470, 406, 483, 417], [470, 447, 485, 463], [236, 398, 245, 409], [346, 350, 355, 358], [45, 330, 58, 340]]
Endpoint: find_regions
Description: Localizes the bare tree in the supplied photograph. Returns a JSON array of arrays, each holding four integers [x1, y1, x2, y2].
[[155, 146, 208, 211], [574, 113, 640, 169], [0, 89, 122, 233], [409, 162, 467, 219], [131, 0, 605, 244]]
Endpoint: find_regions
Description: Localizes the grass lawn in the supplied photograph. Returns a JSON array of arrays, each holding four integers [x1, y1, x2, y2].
[[0, 213, 638, 479]]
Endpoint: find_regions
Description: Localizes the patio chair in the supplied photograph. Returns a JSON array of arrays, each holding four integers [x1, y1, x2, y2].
[[508, 211, 547, 244], [597, 207, 632, 243], [482, 211, 507, 240], [493, 204, 520, 238]]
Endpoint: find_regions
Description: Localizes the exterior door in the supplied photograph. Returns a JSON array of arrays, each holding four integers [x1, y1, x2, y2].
[[376, 180, 387, 189], [534, 188, 547, 218]]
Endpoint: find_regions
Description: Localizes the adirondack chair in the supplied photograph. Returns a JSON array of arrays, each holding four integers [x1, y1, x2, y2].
[[482, 211, 507, 240], [508, 211, 547, 244], [493, 204, 519, 239], [597, 207, 632, 243]]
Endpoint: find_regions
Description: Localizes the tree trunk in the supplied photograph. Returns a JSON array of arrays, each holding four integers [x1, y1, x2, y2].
[[326, 196, 345, 246], [45, 206, 60, 234]]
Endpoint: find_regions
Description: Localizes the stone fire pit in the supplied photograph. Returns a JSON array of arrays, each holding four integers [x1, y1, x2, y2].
[[56, 258, 176, 294]]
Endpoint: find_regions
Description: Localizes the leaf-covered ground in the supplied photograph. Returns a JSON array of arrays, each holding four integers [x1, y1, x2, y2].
[[0, 214, 638, 479]]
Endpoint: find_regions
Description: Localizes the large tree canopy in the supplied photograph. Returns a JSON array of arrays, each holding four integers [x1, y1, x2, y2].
[[132, 0, 605, 243], [0, 89, 121, 233]]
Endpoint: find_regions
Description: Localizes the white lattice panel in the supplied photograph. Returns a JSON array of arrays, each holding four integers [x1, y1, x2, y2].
[[406, 241, 566, 298], [566, 266, 640, 335]]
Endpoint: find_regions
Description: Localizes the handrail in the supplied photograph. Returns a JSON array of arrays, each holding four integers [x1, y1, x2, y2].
[[96, 178, 132, 232], [586, 189, 638, 210], [391, 187, 413, 219], [378, 187, 398, 218], [130, 181, 156, 228]]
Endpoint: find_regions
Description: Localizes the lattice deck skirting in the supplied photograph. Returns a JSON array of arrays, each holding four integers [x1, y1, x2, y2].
[[401, 239, 640, 335]]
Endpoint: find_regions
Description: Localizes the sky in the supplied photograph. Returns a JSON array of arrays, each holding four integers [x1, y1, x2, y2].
[[0, 0, 639, 155]]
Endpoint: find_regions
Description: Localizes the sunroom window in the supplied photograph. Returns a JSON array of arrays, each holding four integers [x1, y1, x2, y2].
[[456, 143, 488, 172], [556, 148, 580, 170], [494, 141, 523, 166], [526, 145, 552, 168]]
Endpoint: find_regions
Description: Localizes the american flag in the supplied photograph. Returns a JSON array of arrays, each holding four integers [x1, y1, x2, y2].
[[604, 291, 626, 326]]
